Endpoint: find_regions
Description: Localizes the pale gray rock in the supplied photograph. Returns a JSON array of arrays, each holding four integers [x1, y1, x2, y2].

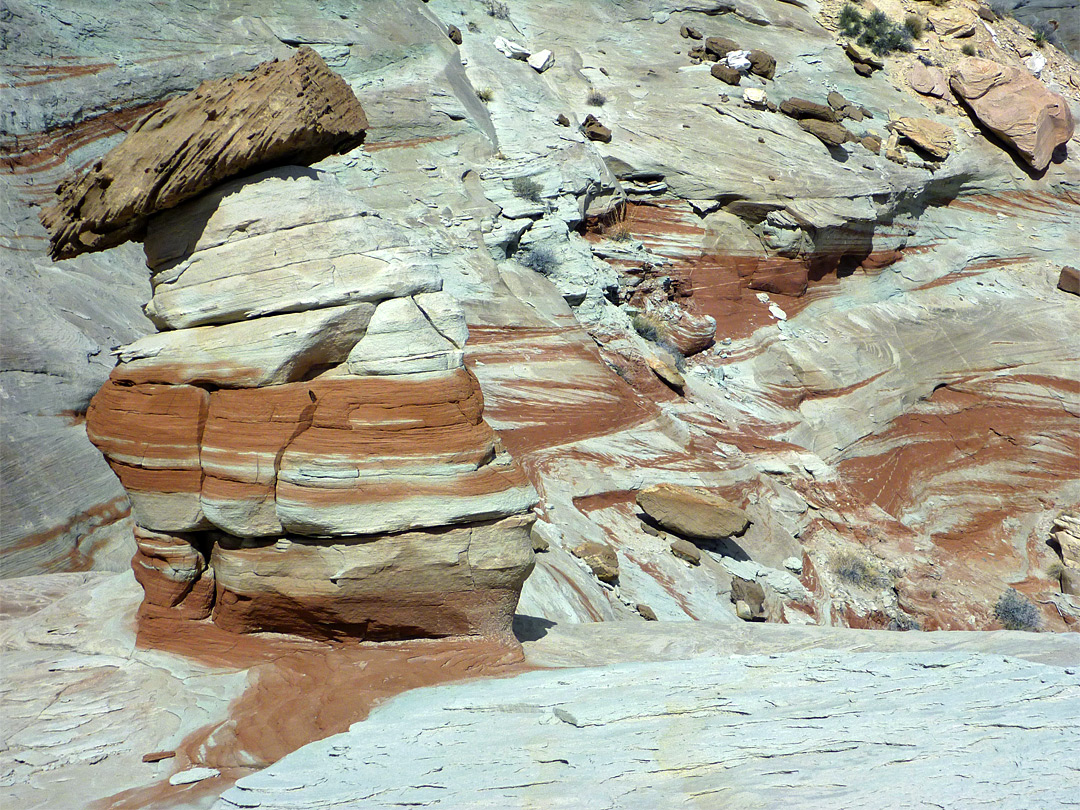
[[347, 297, 464, 375], [215, 623, 1080, 810]]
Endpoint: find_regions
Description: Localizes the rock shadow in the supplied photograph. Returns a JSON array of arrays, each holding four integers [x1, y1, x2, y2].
[[513, 614, 557, 642]]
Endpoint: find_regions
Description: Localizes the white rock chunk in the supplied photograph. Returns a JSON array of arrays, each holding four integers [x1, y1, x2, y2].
[[347, 296, 464, 375], [527, 49, 555, 73], [169, 767, 219, 786], [413, 291, 469, 348], [493, 36, 529, 60]]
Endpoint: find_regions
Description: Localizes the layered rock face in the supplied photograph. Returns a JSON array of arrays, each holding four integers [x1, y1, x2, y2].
[[61, 57, 537, 642]]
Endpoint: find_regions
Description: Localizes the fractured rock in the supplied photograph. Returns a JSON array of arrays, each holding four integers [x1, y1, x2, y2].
[[711, 63, 741, 85], [528, 49, 555, 73], [845, 41, 884, 70], [911, 63, 948, 98], [493, 36, 529, 60], [670, 538, 702, 565], [680, 26, 703, 40], [747, 49, 776, 79], [731, 576, 766, 616], [637, 483, 751, 541], [582, 114, 612, 143], [704, 37, 740, 60], [572, 541, 619, 583], [1057, 266, 1080, 295], [347, 296, 464, 375], [39, 48, 367, 261], [799, 119, 854, 148], [951, 57, 1075, 171], [779, 97, 838, 123], [928, 7, 977, 37], [892, 117, 954, 160]]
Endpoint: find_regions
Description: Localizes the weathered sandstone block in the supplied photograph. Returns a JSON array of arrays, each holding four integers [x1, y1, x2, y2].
[[637, 483, 751, 541], [132, 528, 214, 620], [951, 57, 1074, 170], [346, 297, 465, 376], [39, 48, 368, 260]]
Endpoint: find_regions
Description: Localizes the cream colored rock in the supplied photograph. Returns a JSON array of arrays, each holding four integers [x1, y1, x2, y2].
[[910, 63, 948, 98], [112, 303, 374, 387], [413, 291, 469, 348], [928, 7, 977, 37], [950, 57, 1075, 170], [527, 49, 555, 73], [347, 297, 464, 375], [892, 117, 954, 160]]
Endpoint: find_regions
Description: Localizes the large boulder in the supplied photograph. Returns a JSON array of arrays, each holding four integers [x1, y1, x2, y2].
[[39, 48, 367, 260], [950, 57, 1074, 170], [637, 483, 751, 541]]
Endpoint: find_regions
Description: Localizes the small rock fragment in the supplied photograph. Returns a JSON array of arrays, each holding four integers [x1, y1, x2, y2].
[[493, 36, 529, 60], [1058, 266, 1080, 295], [710, 62, 741, 85], [704, 36, 740, 59], [169, 767, 220, 786], [671, 538, 702, 565], [735, 600, 754, 620], [743, 87, 767, 108], [572, 541, 619, 583], [448, 24, 462, 45], [582, 114, 612, 143], [780, 97, 838, 122], [143, 751, 176, 763], [799, 119, 854, 148], [747, 49, 776, 79], [556, 113, 570, 126], [844, 41, 884, 70], [637, 603, 659, 620], [528, 49, 555, 73], [731, 576, 766, 616], [783, 556, 804, 574], [861, 134, 882, 153], [910, 62, 948, 97], [680, 25, 703, 40]]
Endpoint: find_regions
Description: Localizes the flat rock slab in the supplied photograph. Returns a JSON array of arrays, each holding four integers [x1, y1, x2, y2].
[[637, 483, 751, 541], [39, 47, 367, 260], [216, 628, 1080, 810]]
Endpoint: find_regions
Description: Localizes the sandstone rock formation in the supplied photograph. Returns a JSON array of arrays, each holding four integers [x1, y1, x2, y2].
[[892, 116, 954, 160], [637, 484, 751, 541], [53, 56, 538, 643], [39, 48, 368, 260], [950, 57, 1075, 170]]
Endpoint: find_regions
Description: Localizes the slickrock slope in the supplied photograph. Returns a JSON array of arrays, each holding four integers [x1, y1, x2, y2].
[[3, 0, 1079, 649]]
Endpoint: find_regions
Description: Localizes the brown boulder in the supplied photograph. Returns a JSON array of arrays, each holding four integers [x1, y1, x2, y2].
[[704, 36, 740, 59], [582, 113, 612, 143], [747, 49, 776, 79], [861, 134, 883, 153], [950, 57, 1074, 170], [779, 97, 838, 122], [799, 119, 854, 148], [710, 63, 742, 86], [39, 47, 367, 260], [670, 538, 702, 566], [448, 24, 462, 44], [1058, 266, 1080, 295], [637, 483, 751, 541], [681, 25, 703, 40], [892, 117, 954, 160], [731, 577, 766, 617], [572, 541, 619, 583]]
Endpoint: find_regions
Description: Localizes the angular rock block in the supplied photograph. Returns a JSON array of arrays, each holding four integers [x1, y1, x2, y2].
[[39, 48, 368, 260], [637, 483, 751, 541], [210, 515, 535, 640], [951, 57, 1074, 171]]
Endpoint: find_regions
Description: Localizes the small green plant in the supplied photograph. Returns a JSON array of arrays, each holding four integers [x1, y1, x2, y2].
[[904, 14, 925, 38], [519, 245, 557, 276], [477, 87, 495, 102], [961, 43, 976, 56], [631, 312, 666, 342], [511, 175, 542, 202], [483, 0, 510, 20], [586, 88, 607, 107], [994, 588, 1041, 631], [838, 4, 913, 56], [833, 550, 890, 588], [1033, 29, 1048, 47]]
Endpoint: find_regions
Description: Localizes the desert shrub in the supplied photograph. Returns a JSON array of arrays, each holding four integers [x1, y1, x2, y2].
[[904, 14, 925, 38], [483, 0, 510, 20], [1032, 27, 1048, 47], [888, 615, 921, 631], [519, 245, 557, 276], [961, 43, 976, 56], [838, 5, 913, 56], [606, 220, 633, 241], [586, 88, 607, 107], [833, 550, 890, 588], [511, 175, 543, 202], [477, 87, 495, 102], [994, 588, 1041, 631], [1045, 560, 1065, 581], [631, 312, 665, 342]]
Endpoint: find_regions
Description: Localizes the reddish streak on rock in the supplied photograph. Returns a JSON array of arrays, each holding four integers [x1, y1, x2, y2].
[[912, 256, 1031, 292], [1, 61, 117, 88], [0, 101, 166, 174], [546, 565, 604, 622], [624, 550, 701, 620], [97, 633, 531, 810], [946, 189, 1080, 219], [364, 134, 454, 152], [5, 496, 130, 564]]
